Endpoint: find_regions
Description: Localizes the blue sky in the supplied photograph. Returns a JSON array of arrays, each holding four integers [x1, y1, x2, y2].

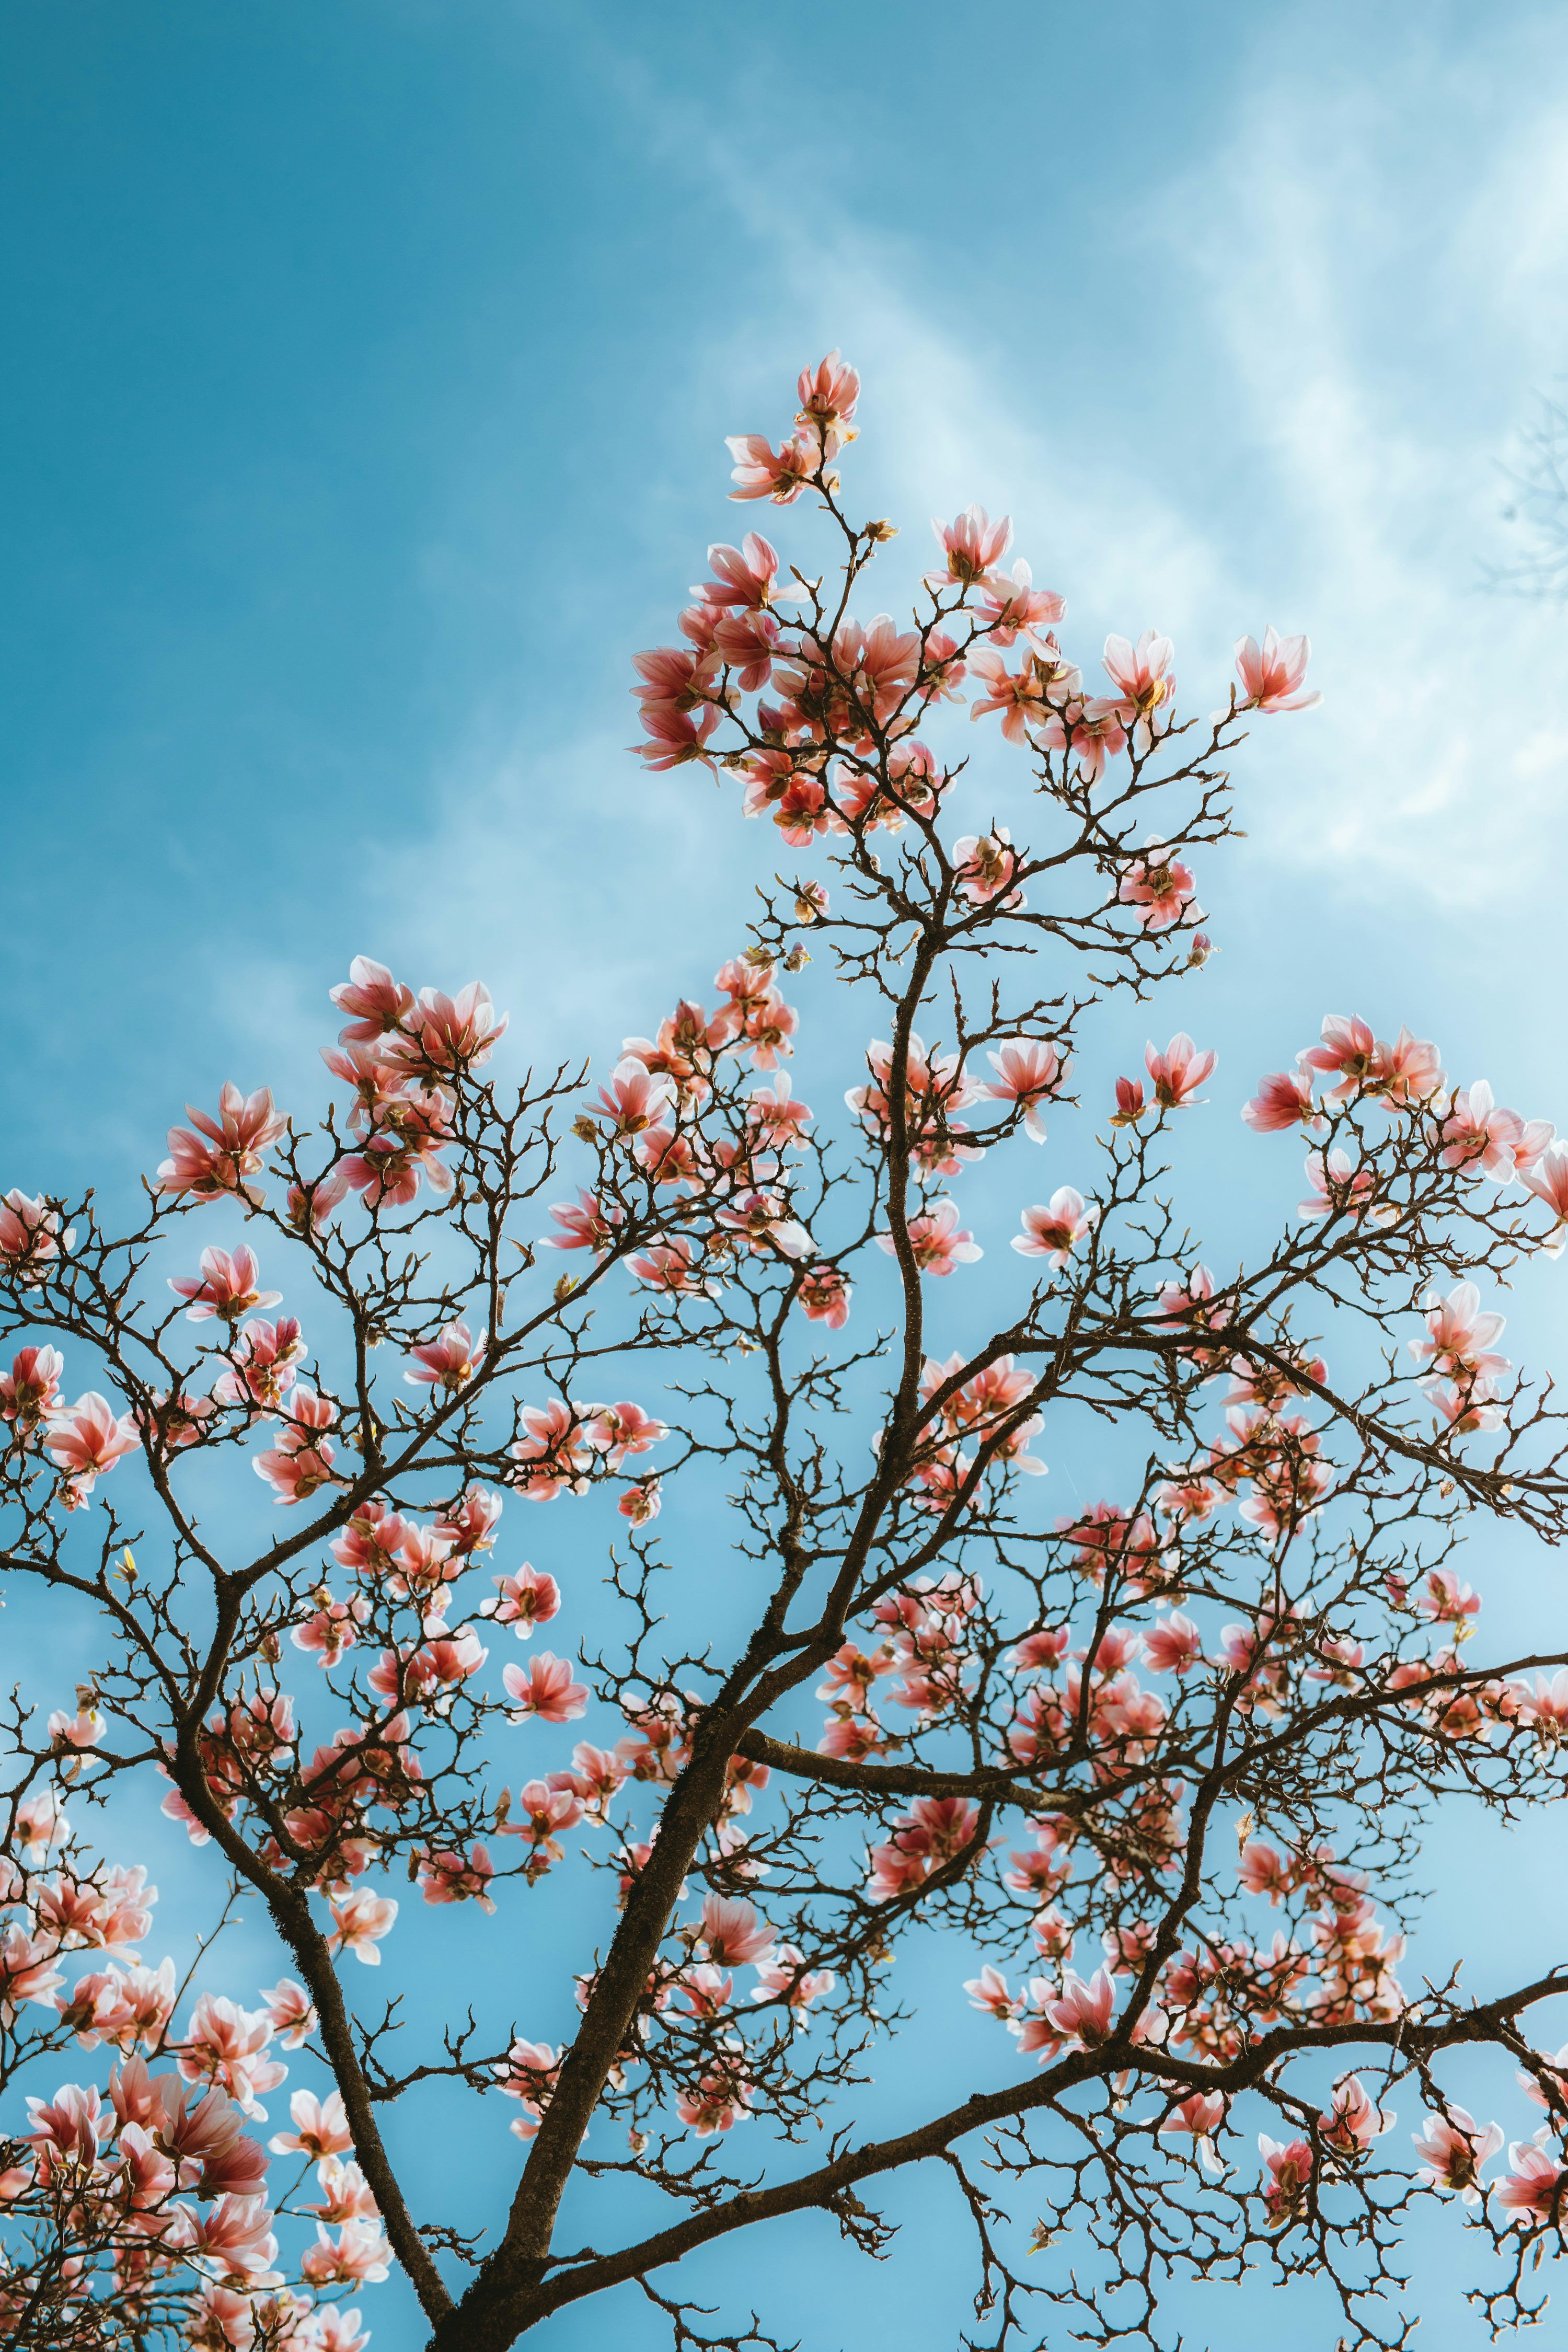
[[6, 3, 1568, 2346]]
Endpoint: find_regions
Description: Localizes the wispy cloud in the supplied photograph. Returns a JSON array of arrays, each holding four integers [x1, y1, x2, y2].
[[273, 2, 1568, 1116], [595, 11, 1568, 911]]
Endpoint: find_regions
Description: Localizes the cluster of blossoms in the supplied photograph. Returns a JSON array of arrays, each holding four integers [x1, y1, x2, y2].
[[541, 955, 837, 1331], [0, 1821, 384, 2346], [495, 1890, 833, 2147], [9, 345, 1568, 2352]]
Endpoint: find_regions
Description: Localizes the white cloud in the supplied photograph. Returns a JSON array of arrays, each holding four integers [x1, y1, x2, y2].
[[276, 0, 1568, 1105], [603, 11, 1568, 912]]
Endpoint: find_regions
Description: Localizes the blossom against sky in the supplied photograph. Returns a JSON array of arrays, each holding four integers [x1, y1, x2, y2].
[[4, 5, 1568, 2346]]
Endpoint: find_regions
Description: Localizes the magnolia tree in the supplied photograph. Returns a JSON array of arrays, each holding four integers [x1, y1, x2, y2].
[[7, 354, 1568, 2352]]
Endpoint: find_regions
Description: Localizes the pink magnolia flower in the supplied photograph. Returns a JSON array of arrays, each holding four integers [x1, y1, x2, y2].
[[928, 503, 1011, 590], [131, 1386, 217, 1454], [1299, 1147, 1387, 1226], [299, 2219, 393, 2286], [47, 1702, 105, 1755], [710, 607, 781, 691], [697, 1894, 775, 1967], [1320, 2072, 1391, 2158], [157, 1084, 287, 1206], [1161, 2088, 1228, 2149], [966, 647, 1047, 745], [331, 955, 414, 1044], [1299, 1013, 1380, 1103], [500, 1779, 584, 1873], [1045, 1966, 1117, 2048], [180, 2191, 282, 2278], [675, 1964, 733, 2022], [1258, 2134, 1315, 2226], [176, 1993, 287, 2119], [14, 1790, 69, 1862], [747, 1073, 812, 1149], [1144, 1612, 1202, 1675], [417, 1843, 496, 1912], [493, 2037, 562, 2138], [290, 1596, 370, 1668], [481, 1564, 561, 1638], [384, 982, 506, 1076], [1496, 2139, 1568, 2222], [260, 1980, 316, 2050], [403, 1320, 485, 1393], [1523, 1139, 1568, 1254], [1233, 627, 1321, 712], [875, 1200, 982, 1277], [628, 1237, 712, 1297], [752, 1945, 835, 2015], [975, 559, 1065, 648], [1009, 1979, 1066, 2063], [59, 1959, 172, 2053], [1242, 1070, 1323, 1135], [1145, 1034, 1216, 1111], [591, 1058, 677, 1139], [1, 1344, 64, 1435], [24, 2081, 108, 2174], [321, 1040, 421, 1128], [268, 2090, 352, 2160], [1111, 1076, 1147, 1125], [1518, 2045, 1568, 2109], [1411, 2107, 1503, 2203], [325, 1889, 398, 1966], [1160, 2091, 1227, 2172], [795, 349, 860, 444], [169, 1243, 281, 1324], [1102, 629, 1175, 743], [676, 2069, 753, 2137], [796, 1263, 851, 1329], [1439, 1081, 1524, 1183], [1429, 1380, 1504, 1438], [1118, 843, 1200, 934], [1514, 1117, 1558, 1181], [543, 1187, 624, 1259], [253, 1432, 340, 1506], [44, 1393, 140, 1494], [1410, 1283, 1509, 1385], [1013, 1188, 1098, 1271], [511, 1398, 595, 1500], [312, 2308, 371, 2350], [1372, 1025, 1446, 1108], [619, 1476, 662, 1526], [523, 1774, 593, 1864], [433, 1485, 503, 1563], [834, 613, 922, 725], [951, 827, 1024, 908], [631, 699, 721, 773], [964, 1964, 1018, 2021], [985, 1040, 1065, 1142], [714, 1189, 813, 1260], [212, 1314, 306, 1415], [503, 1653, 589, 1725], [1520, 1668, 1568, 1735], [1154, 1471, 1224, 1523], [725, 430, 817, 504], [0, 1190, 76, 1282], [1239, 1842, 1295, 1903], [582, 1400, 667, 1467], [0, 1926, 66, 2019], [1419, 1566, 1481, 1635], [1038, 694, 1128, 782], [696, 533, 781, 613], [743, 752, 829, 842]]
